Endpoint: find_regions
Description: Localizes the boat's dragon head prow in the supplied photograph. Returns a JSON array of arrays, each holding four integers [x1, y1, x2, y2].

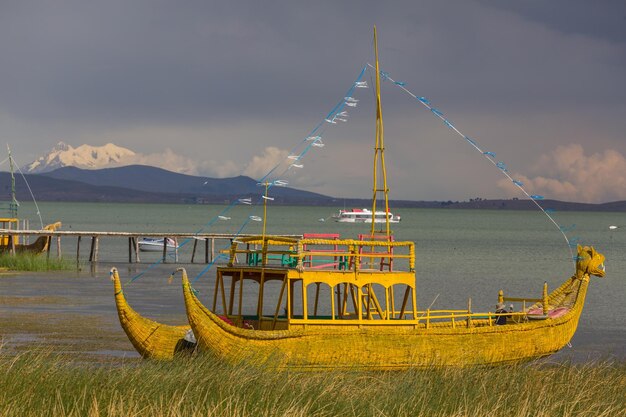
[[575, 245, 605, 280], [168, 267, 188, 285], [43, 221, 62, 231], [110, 267, 122, 293]]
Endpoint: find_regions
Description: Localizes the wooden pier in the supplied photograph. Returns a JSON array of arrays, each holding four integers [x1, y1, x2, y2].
[[0, 230, 302, 264]]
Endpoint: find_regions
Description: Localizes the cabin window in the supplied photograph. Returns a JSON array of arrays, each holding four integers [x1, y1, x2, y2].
[[305, 282, 334, 319]]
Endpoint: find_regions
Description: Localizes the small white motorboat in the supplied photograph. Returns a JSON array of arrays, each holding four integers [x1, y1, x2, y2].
[[138, 237, 177, 252], [333, 208, 401, 223]]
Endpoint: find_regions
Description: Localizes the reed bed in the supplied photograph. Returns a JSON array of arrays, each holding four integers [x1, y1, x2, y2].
[[0, 347, 624, 417], [0, 253, 76, 271]]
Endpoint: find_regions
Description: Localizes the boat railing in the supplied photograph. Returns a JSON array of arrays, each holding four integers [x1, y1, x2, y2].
[[498, 284, 550, 315], [285, 309, 530, 328], [418, 309, 529, 329], [226, 235, 415, 273]]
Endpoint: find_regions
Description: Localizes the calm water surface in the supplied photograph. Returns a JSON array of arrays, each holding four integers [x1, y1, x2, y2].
[[2, 202, 625, 362]]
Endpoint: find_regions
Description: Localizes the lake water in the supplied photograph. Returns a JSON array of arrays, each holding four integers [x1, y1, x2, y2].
[[1, 201, 625, 362]]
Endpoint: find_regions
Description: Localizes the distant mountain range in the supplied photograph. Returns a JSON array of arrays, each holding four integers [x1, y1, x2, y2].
[[0, 164, 625, 211], [1, 165, 334, 205], [24, 142, 136, 173]]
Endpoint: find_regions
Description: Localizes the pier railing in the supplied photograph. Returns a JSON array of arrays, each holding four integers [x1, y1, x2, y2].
[[0, 229, 302, 264]]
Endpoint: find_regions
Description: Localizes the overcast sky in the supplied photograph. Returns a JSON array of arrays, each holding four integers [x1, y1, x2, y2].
[[1, 1, 625, 202]]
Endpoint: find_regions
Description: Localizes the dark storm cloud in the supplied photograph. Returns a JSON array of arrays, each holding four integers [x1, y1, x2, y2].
[[1, 0, 622, 125], [1, 1, 624, 121], [1, 1, 625, 202], [0, 1, 372, 123], [477, 0, 626, 44]]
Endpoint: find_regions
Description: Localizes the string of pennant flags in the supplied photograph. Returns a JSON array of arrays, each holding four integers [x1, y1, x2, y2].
[[365, 63, 576, 260], [131, 60, 579, 284]]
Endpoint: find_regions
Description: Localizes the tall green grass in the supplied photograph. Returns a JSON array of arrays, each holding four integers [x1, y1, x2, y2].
[[0, 253, 76, 271], [0, 348, 624, 417]]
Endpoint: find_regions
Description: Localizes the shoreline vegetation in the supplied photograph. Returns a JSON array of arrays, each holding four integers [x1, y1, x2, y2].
[[0, 348, 624, 417], [0, 253, 76, 271]]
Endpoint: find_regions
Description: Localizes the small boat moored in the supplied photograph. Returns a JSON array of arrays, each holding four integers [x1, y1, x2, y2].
[[138, 237, 177, 252]]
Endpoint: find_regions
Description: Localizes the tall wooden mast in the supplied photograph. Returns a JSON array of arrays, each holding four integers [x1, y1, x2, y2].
[[7, 144, 18, 218], [370, 26, 391, 238]]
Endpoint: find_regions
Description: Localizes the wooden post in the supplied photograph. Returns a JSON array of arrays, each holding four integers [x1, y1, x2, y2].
[[542, 282, 549, 315], [237, 272, 244, 319], [89, 236, 99, 262], [330, 283, 336, 321], [46, 235, 51, 260], [88, 237, 95, 262], [8, 234, 15, 256], [205, 238, 209, 263], [257, 270, 266, 328], [23, 220, 29, 244], [56, 236, 62, 259], [134, 237, 140, 263], [191, 238, 198, 263], [76, 235, 81, 263], [174, 238, 179, 263], [210, 238, 215, 263], [128, 237, 132, 263]]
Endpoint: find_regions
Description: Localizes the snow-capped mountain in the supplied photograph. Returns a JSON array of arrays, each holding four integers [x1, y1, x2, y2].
[[24, 142, 136, 173]]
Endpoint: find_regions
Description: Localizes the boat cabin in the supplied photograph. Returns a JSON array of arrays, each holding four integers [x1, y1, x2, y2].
[[209, 234, 542, 331], [211, 234, 418, 330]]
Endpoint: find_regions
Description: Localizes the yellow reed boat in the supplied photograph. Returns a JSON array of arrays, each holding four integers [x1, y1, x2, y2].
[[110, 267, 195, 360], [0, 221, 62, 254]]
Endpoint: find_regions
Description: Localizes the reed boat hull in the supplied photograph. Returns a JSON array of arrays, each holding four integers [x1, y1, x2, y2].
[[111, 269, 194, 360], [183, 274, 590, 369]]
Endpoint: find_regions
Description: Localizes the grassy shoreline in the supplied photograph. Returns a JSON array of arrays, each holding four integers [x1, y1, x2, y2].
[[0, 253, 76, 271], [0, 348, 624, 417]]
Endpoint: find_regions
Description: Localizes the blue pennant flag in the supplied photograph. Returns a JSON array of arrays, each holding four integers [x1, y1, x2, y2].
[[464, 136, 477, 146], [443, 119, 454, 129], [496, 162, 507, 171], [531, 195, 545, 200], [431, 108, 444, 117], [483, 151, 496, 157], [394, 81, 406, 86], [513, 180, 523, 186], [418, 97, 431, 105]]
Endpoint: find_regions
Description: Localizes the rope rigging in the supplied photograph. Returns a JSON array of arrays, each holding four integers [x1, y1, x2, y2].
[[364, 63, 575, 260]]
